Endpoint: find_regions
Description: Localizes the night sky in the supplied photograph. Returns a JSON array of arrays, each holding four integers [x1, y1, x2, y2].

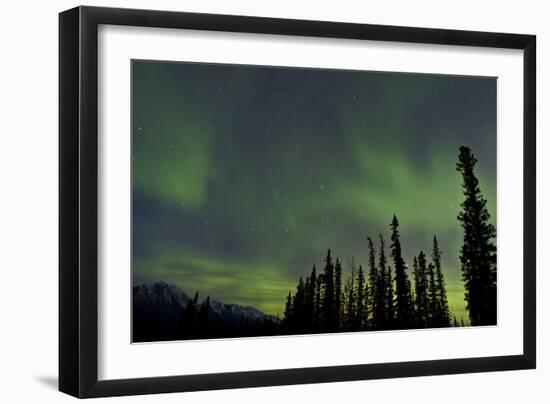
[[132, 60, 496, 321]]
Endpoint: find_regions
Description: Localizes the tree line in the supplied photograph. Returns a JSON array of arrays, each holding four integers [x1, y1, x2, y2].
[[175, 293, 280, 340], [282, 219, 451, 332], [282, 145, 497, 332], [133, 290, 281, 342]]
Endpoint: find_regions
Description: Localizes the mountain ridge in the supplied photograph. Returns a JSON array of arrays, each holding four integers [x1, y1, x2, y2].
[[133, 281, 280, 342]]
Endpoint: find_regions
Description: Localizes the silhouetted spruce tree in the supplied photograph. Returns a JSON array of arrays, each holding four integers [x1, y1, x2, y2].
[[180, 291, 199, 336], [293, 277, 306, 332], [282, 291, 293, 329], [343, 259, 357, 330], [378, 234, 393, 328], [304, 276, 311, 326], [196, 296, 210, 337], [427, 262, 438, 327], [407, 277, 416, 326], [355, 265, 366, 330], [314, 271, 323, 329], [414, 254, 429, 328], [385, 265, 394, 327], [412, 256, 419, 309], [390, 215, 414, 329], [367, 237, 380, 328], [305, 266, 316, 331], [309, 264, 320, 330], [432, 236, 450, 327], [364, 270, 370, 329], [456, 146, 497, 326], [413, 257, 422, 327], [335, 258, 343, 329], [322, 249, 336, 331], [412, 256, 419, 325]]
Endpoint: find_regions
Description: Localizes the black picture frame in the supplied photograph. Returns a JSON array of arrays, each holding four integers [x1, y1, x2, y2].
[[59, 5, 536, 398]]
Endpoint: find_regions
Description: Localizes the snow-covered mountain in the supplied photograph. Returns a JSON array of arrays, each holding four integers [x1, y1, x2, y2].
[[133, 281, 280, 340], [209, 300, 279, 325], [134, 280, 190, 307], [133, 281, 191, 330]]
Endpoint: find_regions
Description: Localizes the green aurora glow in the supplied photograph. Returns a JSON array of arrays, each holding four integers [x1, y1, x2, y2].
[[132, 61, 496, 322]]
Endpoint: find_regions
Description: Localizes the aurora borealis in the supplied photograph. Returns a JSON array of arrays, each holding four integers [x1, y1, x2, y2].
[[132, 60, 496, 322]]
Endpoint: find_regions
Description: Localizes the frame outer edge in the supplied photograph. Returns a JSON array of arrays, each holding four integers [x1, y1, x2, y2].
[[58, 6, 537, 398], [79, 5, 102, 398], [522, 35, 536, 368], [58, 6, 81, 398]]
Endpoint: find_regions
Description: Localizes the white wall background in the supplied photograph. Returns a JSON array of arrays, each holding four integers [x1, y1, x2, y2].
[[0, 0, 546, 402]]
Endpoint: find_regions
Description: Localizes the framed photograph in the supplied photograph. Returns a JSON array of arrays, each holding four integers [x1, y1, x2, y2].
[[59, 6, 536, 398]]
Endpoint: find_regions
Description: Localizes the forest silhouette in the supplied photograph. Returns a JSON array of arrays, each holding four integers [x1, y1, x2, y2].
[[133, 145, 497, 341], [280, 145, 496, 334]]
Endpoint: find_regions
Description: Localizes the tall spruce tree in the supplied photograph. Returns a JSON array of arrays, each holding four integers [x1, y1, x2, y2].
[[385, 265, 394, 327], [335, 258, 343, 329], [379, 234, 393, 328], [364, 270, 370, 329], [390, 215, 414, 329], [181, 291, 199, 336], [413, 256, 419, 311], [367, 237, 380, 328], [304, 276, 311, 328], [426, 262, 438, 327], [196, 296, 210, 337], [414, 254, 429, 328], [432, 236, 450, 327], [283, 291, 293, 329], [314, 271, 323, 329], [322, 249, 336, 331], [407, 277, 416, 326], [306, 265, 317, 330], [293, 277, 306, 332], [344, 258, 357, 330], [355, 265, 366, 330], [456, 146, 497, 326]]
